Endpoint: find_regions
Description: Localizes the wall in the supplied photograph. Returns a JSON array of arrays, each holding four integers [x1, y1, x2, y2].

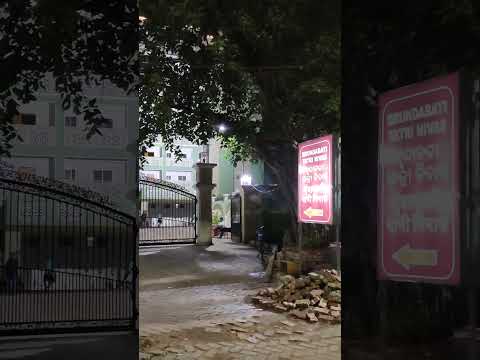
[[212, 141, 266, 197], [215, 147, 235, 196]]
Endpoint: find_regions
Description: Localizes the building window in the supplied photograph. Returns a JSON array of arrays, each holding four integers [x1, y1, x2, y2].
[[166, 175, 171, 180], [65, 116, 77, 127], [178, 175, 187, 181], [93, 170, 113, 183], [166, 153, 172, 158], [17, 166, 36, 175], [164, 203, 171, 209], [98, 118, 113, 128], [65, 169, 76, 181], [145, 152, 155, 157], [12, 113, 36, 125]]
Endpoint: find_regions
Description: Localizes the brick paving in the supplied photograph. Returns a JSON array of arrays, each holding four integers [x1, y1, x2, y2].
[[140, 315, 340, 360], [139, 239, 340, 359]]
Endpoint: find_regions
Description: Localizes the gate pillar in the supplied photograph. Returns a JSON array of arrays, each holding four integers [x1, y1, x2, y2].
[[194, 163, 216, 246]]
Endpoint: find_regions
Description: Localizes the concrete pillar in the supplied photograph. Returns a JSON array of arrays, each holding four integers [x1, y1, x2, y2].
[[194, 163, 216, 246]]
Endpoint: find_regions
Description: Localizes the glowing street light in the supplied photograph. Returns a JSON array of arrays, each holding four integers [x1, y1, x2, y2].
[[240, 174, 252, 186], [218, 124, 227, 133]]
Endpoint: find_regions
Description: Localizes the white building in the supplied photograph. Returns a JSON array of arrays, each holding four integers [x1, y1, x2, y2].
[[140, 137, 206, 194], [1, 74, 139, 216]]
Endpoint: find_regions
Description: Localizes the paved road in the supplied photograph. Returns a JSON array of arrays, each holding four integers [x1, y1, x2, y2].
[[139, 238, 340, 359], [0, 331, 137, 360], [141, 318, 340, 360], [139, 240, 267, 328]]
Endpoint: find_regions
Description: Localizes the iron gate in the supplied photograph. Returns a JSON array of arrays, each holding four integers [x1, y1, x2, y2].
[[0, 169, 137, 334], [139, 177, 197, 245]]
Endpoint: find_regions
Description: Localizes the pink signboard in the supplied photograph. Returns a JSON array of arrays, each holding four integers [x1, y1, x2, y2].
[[298, 135, 334, 224], [378, 72, 461, 284]]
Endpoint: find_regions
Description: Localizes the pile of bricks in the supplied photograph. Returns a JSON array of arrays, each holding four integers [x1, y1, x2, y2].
[[251, 269, 341, 323]]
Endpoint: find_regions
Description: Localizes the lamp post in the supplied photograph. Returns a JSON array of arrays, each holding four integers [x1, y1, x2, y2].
[[202, 143, 209, 163]]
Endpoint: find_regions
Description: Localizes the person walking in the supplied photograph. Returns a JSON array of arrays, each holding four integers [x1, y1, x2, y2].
[[5, 252, 18, 291], [217, 217, 226, 238]]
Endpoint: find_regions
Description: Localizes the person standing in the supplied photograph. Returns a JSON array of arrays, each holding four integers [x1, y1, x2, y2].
[[140, 211, 147, 227], [43, 257, 55, 290], [5, 252, 18, 291]]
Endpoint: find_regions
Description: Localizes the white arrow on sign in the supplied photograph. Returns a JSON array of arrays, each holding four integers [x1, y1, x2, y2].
[[304, 207, 323, 218], [392, 244, 438, 271]]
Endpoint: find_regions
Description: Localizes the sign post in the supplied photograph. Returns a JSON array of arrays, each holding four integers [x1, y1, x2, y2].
[[298, 134, 335, 272], [298, 135, 334, 225], [378, 72, 462, 285]]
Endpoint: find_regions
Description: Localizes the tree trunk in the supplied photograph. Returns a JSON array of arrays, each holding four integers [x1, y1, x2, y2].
[[256, 144, 299, 245]]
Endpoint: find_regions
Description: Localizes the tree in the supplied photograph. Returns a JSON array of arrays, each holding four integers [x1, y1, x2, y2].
[[342, 0, 480, 347], [139, 0, 340, 239], [0, 0, 138, 155]]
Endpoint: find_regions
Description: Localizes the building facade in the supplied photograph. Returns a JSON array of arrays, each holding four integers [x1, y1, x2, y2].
[[140, 138, 203, 194], [139, 136, 268, 230], [141, 137, 266, 196], [1, 74, 139, 216], [209, 138, 265, 197], [209, 139, 266, 229]]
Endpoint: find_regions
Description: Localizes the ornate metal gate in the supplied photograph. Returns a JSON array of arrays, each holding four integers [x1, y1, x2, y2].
[[0, 169, 137, 334], [139, 177, 197, 245]]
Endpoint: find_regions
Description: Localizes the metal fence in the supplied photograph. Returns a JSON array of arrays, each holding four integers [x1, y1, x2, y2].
[[0, 170, 137, 334], [139, 178, 197, 245]]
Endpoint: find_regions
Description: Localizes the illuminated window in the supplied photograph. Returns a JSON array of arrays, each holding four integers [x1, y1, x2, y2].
[[12, 113, 36, 125], [17, 166, 36, 175]]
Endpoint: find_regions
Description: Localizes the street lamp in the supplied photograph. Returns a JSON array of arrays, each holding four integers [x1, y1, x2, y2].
[[218, 124, 227, 133], [240, 174, 252, 186], [201, 143, 209, 163]]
